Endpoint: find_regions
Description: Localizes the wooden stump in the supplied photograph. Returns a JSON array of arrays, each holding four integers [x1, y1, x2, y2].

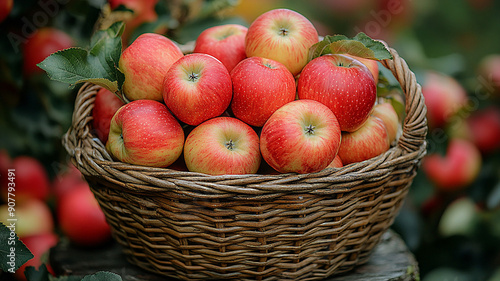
[[50, 229, 419, 281]]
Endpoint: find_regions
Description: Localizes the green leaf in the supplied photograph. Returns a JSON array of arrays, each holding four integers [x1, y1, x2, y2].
[[0, 222, 34, 273], [37, 22, 125, 95], [25, 264, 50, 281], [81, 271, 123, 281], [308, 32, 393, 62]]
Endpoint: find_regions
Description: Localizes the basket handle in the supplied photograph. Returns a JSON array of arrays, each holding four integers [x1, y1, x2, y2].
[[380, 47, 427, 154]]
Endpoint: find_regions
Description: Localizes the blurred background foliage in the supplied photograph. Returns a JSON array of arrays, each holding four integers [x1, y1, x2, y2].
[[1, 0, 500, 280]]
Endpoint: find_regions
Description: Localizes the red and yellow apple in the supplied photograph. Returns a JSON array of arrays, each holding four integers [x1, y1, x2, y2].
[[260, 99, 342, 174], [245, 8, 319, 76], [92, 88, 124, 144], [183, 117, 261, 175], [326, 155, 343, 169], [162, 53, 232, 126], [230, 56, 296, 127], [106, 100, 184, 167], [119, 33, 184, 101], [345, 54, 379, 84], [0, 198, 54, 238], [298, 54, 377, 132], [337, 115, 390, 165], [372, 102, 400, 143], [193, 24, 248, 72]]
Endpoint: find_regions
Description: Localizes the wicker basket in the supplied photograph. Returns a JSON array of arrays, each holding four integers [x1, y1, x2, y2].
[[62, 44, 427, 280]]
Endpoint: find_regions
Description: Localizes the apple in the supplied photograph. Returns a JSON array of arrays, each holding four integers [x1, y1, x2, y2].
[[57, 184, 111, 247], [260, 99, 342, 174], [108, 0, 159, 43], [421, 71, 468, 129], [0, 0, 12, 23], [0, 156, 50, 202], [0, 198, 54, 238], [119, 33, 184, 101], [245, 8, 319, 76], [106, 100, 184, 167], [422, 138, 481, 192], [230, 56, 296, 127], [297, 54, 377, 132], [184, 117, 261, 175], [372, 102, 400, 143], [162, 53, 232, 125], [52, 163, 85, 203], [466, 106, 500, 154], [326, 155, 343, 169], [92, 88, 125, 144], [16, 233, 59, 281], [23, 27, 74, 76], [478, 54, 500, 96], [337, 115, 390, 165], [193, 24, 248, 72], [345, 54, 379, 84]]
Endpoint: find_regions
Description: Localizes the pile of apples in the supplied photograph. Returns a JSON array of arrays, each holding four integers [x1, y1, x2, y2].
[[97, 8, 400, 176]]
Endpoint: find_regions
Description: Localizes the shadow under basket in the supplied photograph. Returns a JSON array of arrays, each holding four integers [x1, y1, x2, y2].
[[62, 45, 427, 281]]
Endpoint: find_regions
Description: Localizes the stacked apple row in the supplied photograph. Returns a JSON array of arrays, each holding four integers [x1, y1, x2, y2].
[[95, 9, 401, 175]]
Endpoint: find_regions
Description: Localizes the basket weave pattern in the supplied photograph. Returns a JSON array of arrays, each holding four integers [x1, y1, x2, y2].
[[62, 46, 427, 280]]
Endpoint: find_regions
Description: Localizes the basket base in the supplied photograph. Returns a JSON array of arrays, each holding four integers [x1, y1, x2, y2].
[[50, 230, 419, 281]]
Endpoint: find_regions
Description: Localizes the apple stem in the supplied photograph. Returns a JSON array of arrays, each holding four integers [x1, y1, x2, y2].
[[225, 139, 235, 150], [305, 124, 315, 135], [188, 72, 200, 82]]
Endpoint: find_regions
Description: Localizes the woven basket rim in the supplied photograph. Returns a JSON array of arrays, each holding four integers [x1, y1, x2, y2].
[[62, 43, 428, 195]]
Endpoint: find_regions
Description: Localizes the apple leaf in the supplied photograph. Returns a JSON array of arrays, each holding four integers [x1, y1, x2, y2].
[[308, 32, 392, 62], [37, 22, 125, 95], [0, 222, 34, 273]]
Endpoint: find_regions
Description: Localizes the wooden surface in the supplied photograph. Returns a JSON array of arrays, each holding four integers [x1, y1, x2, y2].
[[50, 229, 419, 281]]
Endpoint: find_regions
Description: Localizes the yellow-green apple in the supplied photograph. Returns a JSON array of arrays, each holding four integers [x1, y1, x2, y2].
[[245, 8, 319, 76], [119, 33, 184, 101], [162, 53, 232, 125], [478, 54, 500, 96], [326, 155, 343, 169], [466, 106, 500, 154], [106, 100, 184, 167], [57, 184, 111, 247], [372, 102, 400, 143], [421, 71, 468, 129], [0, 0, 12, 23], [422, 138, 481, 192], [337, 115, 390, 165], [0, 198, 54, 238], [345, 54, 379, 84], [298, 54, 377, 132], [16, 233, 58, 281], [193, 24, 248, 72], [183, 117, 261, 175], [230, 56, 296, 127], [23, 27, 74, 76], [92, 88, 124, 144], [260, 99, 342, 174], [0, 156, 50, 202]]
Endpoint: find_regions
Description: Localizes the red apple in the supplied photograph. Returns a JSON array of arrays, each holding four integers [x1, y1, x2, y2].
[[337, 115, 390, 165], [260, 99, 342, 174], [466, 106, 500, 154], [0, 0, 13, 23], [326, 155, 343, 169], [184, 117, 261, 175], [106, 100, 184, 167], [0, 156, 50, 202], [23, 27, 74, 76], [0, 198, 54, 238], [230, 56, 296, 127], [421, 71, 468, 129], [57, 184, 111, 247], [92, 88, 125, 144], [245, 8, 319, 76], [422, 138, 481, 192], [345, 54, 379, 84], [478, 54, 500, 96], [16, 233, 58, 281], [119, 33, 184, 101], [52, 164, 85, 203], [162, 53, 232, 125], [108, 0, 159, 43], [298, 54, 377, 132], [372, 102, 400, 143], [193, 24, 248, 72]]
